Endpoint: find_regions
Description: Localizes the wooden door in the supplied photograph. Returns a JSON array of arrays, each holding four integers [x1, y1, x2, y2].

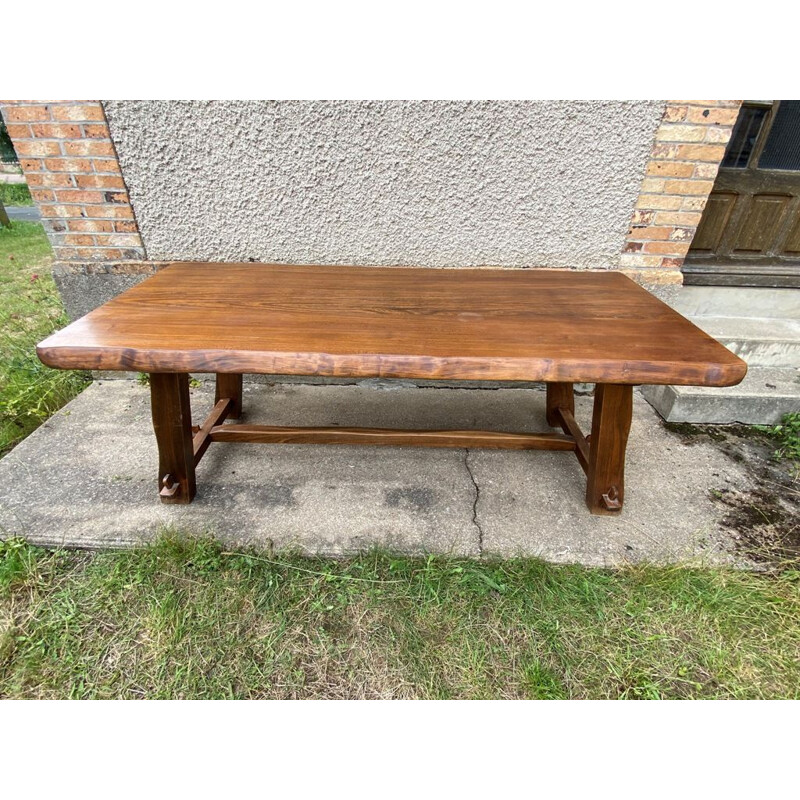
[[684, 100, 800, 288]]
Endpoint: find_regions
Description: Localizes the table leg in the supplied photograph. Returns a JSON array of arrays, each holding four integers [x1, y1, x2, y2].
[[215, 373, 243, 419], [585, 384, 632, 515], [546, 382, 574, 427], [150, 373, 196, 504]]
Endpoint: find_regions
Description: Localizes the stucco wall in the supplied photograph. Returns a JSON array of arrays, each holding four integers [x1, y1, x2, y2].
[[103, 100, 664, 270]]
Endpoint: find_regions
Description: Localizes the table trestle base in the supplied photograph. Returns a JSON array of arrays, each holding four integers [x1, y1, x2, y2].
[[150, 373, 633, 515]]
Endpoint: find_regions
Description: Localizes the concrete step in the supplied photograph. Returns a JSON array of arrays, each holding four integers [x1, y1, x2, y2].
[[642, 366, 800, 424], [673, 285, 800, 319], [691, 316, 800, 367]]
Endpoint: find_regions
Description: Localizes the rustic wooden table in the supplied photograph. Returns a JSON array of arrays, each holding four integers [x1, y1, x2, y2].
[[37, 263, 747, 514]]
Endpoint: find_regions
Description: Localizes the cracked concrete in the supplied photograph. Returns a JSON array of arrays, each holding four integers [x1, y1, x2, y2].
[[0, 381, 754, 565], [464, 449, 483, 553]]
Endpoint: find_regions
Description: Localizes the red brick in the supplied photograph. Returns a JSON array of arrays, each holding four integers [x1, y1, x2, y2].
[[31, 123, 83, 139], [30, 189, 56, 202], [92, 158, 121, 174], [83, 124, 110, 139], [114, 221, 138, 233], [105, 191, 130, 204], [19, 158, 43, 172], [53, 189, 104, 204], [75, 248, 111, 259], [63, 234, 96, 246], [51, 246, 79, 260], [26, 172, 74, 188], [661, 258, 686, 269], [82, 205, 134, 219], [43, 157, 93, 173], [50, 104, 105, 122], [13, 140, 61, 156], [63, 140, 115, 156], [5, 123, 32, 139], [91, 249, 124, 259], [93, 233, 142, 247], [623, 242, 643, 253], [68, 219, 113, 232], [75, 174, 125, 189], [2, 105, 50, 122], [39, 204, 83, 218]]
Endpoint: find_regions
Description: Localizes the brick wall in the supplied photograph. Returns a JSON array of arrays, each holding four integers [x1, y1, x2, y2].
[[1, 100, 740, 299], [0, 101, 145, 262], [621, 100, 741, 283]]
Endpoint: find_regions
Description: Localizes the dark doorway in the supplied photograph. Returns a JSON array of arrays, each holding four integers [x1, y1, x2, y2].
[[683, 100, 800, 288]]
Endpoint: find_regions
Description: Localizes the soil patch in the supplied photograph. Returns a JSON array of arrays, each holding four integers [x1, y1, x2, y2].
[[664, 422, 799, 568]]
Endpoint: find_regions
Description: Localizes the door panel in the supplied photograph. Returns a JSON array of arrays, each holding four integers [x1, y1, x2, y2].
[[691, 193, 737, 252], [783, 214, 800, 255], [732, 195, 790, 253], [684, 100, 800, 288]]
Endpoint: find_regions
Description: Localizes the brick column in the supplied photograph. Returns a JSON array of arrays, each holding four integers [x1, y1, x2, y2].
[[621, 100, 741, 284], [0, 100, 145, 262]]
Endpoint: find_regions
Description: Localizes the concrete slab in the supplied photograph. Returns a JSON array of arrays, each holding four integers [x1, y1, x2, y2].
[[693, 316, 800, 367], [0, 381, 752, 565], [671, 285, 800, 320], [6, 205, 41, 222], [643, 367, 800, 424], [472, 394, 748, 564]]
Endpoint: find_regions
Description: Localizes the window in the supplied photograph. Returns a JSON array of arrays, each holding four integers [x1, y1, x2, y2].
[[722, 104, 769, 168], [758, 101, 800, 171]]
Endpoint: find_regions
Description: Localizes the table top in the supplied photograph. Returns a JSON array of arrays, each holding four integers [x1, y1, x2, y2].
[[37, 262, 747, 386]]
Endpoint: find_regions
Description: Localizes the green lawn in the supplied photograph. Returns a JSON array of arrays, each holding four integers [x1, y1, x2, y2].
[[1, 534, 798, 699], [0, 183, 33, 206], [0, 221, 90, 455]]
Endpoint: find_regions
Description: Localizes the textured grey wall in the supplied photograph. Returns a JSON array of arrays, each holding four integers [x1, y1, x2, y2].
[[104, 100, 664, 269]]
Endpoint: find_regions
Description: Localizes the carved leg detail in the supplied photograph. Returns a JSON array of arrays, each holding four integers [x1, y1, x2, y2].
[[150, 373, 196, 504], [546, 382, 574, 428], [216, 373, 243, 420], [585, 384, 633, 515]]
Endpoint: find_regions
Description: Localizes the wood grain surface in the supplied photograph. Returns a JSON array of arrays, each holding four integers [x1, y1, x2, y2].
[[207, 425, 577, 450], [37, 263, 747, 386]]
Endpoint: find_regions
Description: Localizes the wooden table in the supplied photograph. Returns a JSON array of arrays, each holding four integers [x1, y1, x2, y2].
[[37, 263, 747, 514]]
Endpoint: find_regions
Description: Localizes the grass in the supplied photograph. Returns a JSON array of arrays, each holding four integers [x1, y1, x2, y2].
[[762, 412, 800, 463], [0, 183, 33, 206], [1, 533, 798, 699], [0, 221, 90, 455]]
